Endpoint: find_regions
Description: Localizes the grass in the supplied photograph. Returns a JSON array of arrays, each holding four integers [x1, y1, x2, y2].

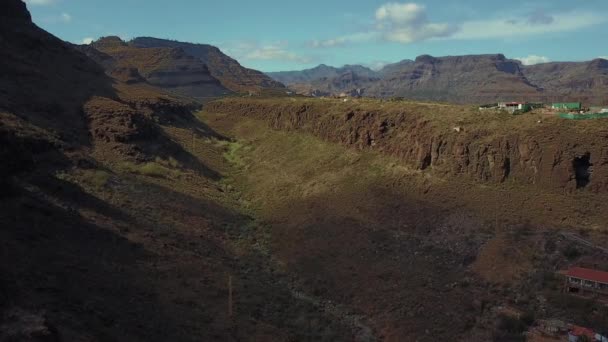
[[209, 96, 607, 139], [79, 169, 111, 189], [118, 161, 182, 179], [217, 140, 246, 168]]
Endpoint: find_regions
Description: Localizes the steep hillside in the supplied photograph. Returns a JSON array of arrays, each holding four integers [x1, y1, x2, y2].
[[524, 59, 608, 105], [202, 97, 608, 341], [90, 36, 229, 100], [207, 97, 608, 195], [0, 2, 353, 341], [130, 37, 285, 93]]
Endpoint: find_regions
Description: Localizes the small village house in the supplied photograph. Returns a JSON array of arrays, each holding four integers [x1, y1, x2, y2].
[[552, 102, 582, 111], [568, 325, 608, 342], [561, 267, 608, 298], [498, 102, 531, 113]]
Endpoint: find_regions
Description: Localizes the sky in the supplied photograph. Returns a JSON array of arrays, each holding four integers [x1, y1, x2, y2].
[[23, 0, 608, 72]]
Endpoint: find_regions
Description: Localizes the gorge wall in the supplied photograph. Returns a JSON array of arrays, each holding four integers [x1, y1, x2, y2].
[[206, 99, 608, 194]]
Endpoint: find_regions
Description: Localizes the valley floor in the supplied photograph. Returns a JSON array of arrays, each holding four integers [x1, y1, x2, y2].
[[2, 104, 608, 341]]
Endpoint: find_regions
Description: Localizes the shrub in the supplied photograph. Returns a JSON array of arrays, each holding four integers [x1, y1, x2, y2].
[[81, 169, 111, 188], [563, 244, 582, 260], [119, 161, 181, 179], [493, 313, 533, 342]]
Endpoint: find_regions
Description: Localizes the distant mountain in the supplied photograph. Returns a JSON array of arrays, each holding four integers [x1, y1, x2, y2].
[[267, 64, 378, 85], [268, 55, 608, 104], [523, 59, 608, 104], [377, 59, 414, 76], [270, 55, 540, 103], [366, 54, 542, 103], [130, 37, 285, 93], [289, 70, 381, 97], [89, 36, 229, 100]]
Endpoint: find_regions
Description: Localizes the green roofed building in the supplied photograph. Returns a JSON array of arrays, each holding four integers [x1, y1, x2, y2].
[[552, 102, 582, 110]]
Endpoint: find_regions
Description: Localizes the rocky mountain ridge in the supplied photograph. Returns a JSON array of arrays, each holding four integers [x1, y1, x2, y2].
[[268, 55, 608, 105], [129, 37, 286, 93], [88, 36, 230, 101]]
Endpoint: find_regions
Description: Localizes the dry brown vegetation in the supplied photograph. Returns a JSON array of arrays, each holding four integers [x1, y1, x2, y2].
[[198, 106, 608, 341], [3, 1, 608, 340]]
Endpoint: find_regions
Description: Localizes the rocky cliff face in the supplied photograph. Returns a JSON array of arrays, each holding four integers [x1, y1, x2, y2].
[[0, 0, 202, 181], [207, 99, 608, 194], [524, 59, 608, 105], [90, 37, 229, 100], [267, 64, 378, 85], [129, 37, 285, 92], [366, 54, 541, 102]]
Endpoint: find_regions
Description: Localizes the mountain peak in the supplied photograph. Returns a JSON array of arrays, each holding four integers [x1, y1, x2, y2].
[[93, 36, 127, 49], [2, 0, 31, 22], [415, 55, 437, 63], [126, 37, 284, 92], [588, 58, 608, 70]]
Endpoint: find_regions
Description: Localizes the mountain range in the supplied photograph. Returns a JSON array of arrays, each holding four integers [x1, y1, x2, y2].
[[82, 36, 286, 101], [267, 55, 608, 105]]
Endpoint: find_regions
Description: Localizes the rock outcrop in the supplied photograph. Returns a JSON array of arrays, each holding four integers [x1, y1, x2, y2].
[[90, 36, 229, 100], [207, 98, 608, 194], [129, 37, 286, 92]]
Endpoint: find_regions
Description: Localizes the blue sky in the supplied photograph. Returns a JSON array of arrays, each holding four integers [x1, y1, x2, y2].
[[24, 0, 608, 72]]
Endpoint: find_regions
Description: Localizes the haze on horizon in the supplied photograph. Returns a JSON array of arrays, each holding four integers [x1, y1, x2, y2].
[[23, 0, 608, 72]]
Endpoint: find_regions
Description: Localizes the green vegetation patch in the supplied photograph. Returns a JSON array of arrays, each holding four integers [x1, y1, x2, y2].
[[79, 169, 111, 189], [118, 160, 182, 179]]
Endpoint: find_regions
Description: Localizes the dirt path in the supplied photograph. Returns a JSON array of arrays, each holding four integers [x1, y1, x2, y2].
[[560, 232, 608, 254]]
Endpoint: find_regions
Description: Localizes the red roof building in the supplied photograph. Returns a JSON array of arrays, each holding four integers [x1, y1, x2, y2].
[[563, 267, 608, 297], [569, 325, 596, 340], [566, 267, 608, 284]]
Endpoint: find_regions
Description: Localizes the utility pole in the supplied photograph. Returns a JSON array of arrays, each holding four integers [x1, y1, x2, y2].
[[228, 275, 233, 318], [192, 130, 196, 153]]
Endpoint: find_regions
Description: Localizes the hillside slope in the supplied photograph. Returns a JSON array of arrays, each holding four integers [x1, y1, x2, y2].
[[90, 36, 229, 100], [0, 2, 352, 341], [130, 37, 285, 93], [207, 97, 608, 194], [202, 97, 608, 341]]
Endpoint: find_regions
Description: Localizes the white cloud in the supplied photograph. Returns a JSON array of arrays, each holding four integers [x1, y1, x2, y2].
[[374, 2, 456, 43], [376, 3, 426, 24], [245, 46, 311, 63], [40, 12, 72, 24], [308, 4, 607, 49], [60, 12, 71, 23], [223, 41, 312, 64], [526, 10, 554, 25], [516, 55, 550, 65], [310, 2, 455, 47], [308, 32, 376, 48], [451, 12, 605, 40], [23, 0, 55, 6], [600, 56, 608, 60], [81, 37, 94, 45], [363, 60, 392, 71]]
